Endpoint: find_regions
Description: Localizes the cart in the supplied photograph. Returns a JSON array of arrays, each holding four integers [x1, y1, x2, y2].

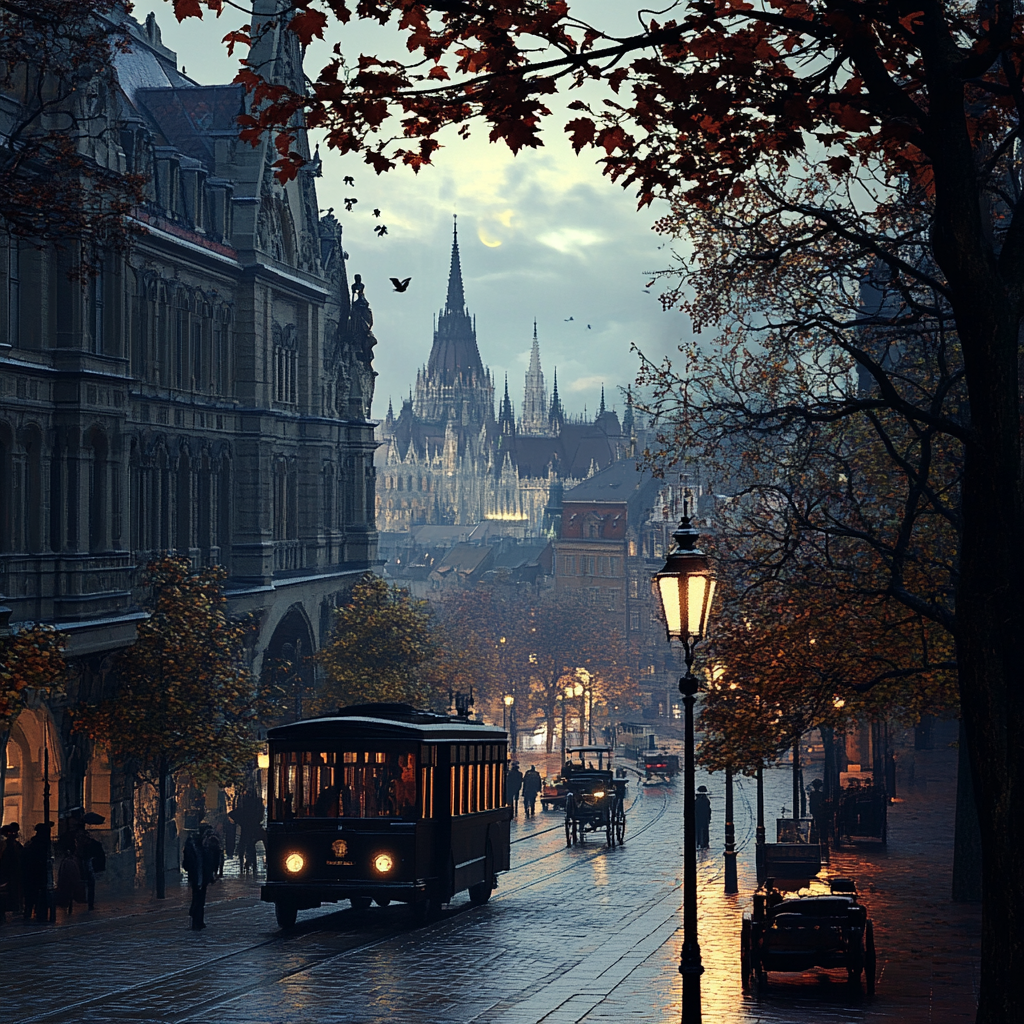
[[561, 747, 626, 847], [741, 877, 876, 993]]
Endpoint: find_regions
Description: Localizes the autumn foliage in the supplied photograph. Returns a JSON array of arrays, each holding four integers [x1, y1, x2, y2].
[[0, 623, 68, 732], [75, 556, 260, 786]]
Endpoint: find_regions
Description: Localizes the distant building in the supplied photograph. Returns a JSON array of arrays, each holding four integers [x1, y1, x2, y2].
[[376, 222, 636, 535], [0, 6, 378, 882]]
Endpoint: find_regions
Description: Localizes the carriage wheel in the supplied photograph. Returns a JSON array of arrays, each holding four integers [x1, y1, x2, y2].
[[374, 898, 391, 907], [740, 919, 752, 990], [614, 799, 626, 845], [275, 901, 298, 929], [565, 796, 574, 846], [606, 807, 614, 846], [865, 920, 876, 995], [350, 896, 372, 910]]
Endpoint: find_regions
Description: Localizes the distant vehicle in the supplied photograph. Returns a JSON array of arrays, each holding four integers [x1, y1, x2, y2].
[[742, 877, 875, 993], [260, 703, 511, 928], [835, 776, 888, 846], [642, 751, 680, 783], [561, 746, 626, 847]]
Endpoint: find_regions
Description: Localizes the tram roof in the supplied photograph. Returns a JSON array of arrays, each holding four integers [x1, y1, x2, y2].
[[268, 705, 507, 743]]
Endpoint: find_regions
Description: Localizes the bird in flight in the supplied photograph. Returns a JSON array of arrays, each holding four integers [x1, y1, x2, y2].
[[373, 208, 381, 218], [375, 225, 388, 237], [343, 175, 355, 186], [587, 324, 592, 329], [390, 277, 411, 292], [564, 316, 574, 321]]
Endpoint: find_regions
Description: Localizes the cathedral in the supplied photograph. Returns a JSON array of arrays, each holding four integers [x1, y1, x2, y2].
[[376, 223, 634, 536]]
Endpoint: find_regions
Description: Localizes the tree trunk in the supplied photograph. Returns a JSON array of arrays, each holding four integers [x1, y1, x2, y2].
[[155, 757, 168, 899], [545, 711, 555, 753], [952, 717, 982, 903]]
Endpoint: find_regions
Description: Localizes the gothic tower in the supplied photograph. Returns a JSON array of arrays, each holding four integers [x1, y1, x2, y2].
[[520, 320, 548, 435], [414, 216, 494, 427]]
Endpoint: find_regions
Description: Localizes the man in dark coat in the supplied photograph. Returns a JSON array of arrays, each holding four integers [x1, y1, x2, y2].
[[505, 763, 523, 817], [0, 822, 24, 918], [694, 786, 712, 850], [521, 765, 543, 818], [183, 824, 221, 930], [22, 823, 52, 921]]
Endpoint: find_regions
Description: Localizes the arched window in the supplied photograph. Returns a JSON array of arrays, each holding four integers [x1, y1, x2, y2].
[[176, 448, 192, 553], [174, 290, 190, 388], [273, 323, 298, 405], [87, 426, 108, 553]]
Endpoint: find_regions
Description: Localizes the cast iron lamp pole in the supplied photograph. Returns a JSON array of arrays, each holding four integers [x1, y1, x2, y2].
[[653, 506, 717, 1024], [724, 765, 737, 894]]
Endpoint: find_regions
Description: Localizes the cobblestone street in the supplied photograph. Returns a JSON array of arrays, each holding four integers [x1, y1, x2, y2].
[[2, 734, 978, 1024]]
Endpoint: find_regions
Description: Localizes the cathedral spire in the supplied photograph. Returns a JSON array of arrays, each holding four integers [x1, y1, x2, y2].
[[445, 214, 465, 313], [598, 384, 606, 418], [499, 372, 516, 437], [548, 367, 565, 434], [521, 319, 548, 435]]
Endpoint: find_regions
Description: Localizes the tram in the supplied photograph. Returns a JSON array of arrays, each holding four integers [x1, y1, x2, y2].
[[260, 703, 511, 928]]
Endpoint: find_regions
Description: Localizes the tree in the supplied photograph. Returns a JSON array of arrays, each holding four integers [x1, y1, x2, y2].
[[0, 619, 68, 826], [0, 2, 144, 255], [177, 3, 1024, 1012], [314, 574, 443, 711], [75, 556, 260, 898]]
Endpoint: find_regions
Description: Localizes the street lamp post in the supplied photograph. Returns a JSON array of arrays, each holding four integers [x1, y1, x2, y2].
[[724, 765, 737, 894], [653, 507, 717, 1024], [503, 693, 514, 740], [560, 694, 567, 764], [755, 764, 766, 883]]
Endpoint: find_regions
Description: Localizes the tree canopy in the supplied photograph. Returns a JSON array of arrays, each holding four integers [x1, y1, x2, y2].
[[315, 573, 443, 710]]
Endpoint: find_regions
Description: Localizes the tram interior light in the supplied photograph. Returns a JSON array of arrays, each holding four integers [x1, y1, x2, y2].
[[285, 853, 305, 873], [373, 852, 394, 874]]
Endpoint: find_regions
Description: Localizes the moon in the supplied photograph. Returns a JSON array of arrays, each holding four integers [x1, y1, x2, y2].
[[477, 226, 502, 248]]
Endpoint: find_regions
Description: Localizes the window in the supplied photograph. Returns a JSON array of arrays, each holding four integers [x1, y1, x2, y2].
[[270, 748, 419, 819], [630, 609, 641, 630], [7, 239, 19, 345], [609, 557, 619, 576], [92, 270, 104, 354], [561, 554, 574, 575], [629, 577, 639, 598], [273, 323, 299, 404]]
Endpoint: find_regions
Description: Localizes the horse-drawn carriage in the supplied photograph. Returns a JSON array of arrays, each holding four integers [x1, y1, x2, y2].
[[741, 876, 876, 993], [835, 773, 887, 846], [561, 746, 627, 847]]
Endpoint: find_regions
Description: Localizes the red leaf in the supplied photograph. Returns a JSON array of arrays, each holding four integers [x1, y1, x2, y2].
[[565, 117, 595, 153], [290, 9, 329, 47], [173, 0, 203, 20]]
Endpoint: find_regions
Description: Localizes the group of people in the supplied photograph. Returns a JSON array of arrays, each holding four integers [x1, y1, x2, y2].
[[504, 763, 543, 818], [0, 816, 106, 922]]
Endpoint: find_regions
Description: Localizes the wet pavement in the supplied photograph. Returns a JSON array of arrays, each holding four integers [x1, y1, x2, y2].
[[2, 739, 979, 1023]]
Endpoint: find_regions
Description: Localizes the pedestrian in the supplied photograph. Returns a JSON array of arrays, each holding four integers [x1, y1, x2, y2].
[[22, 822, 52, 922], [505, 762, 523, 817], [203, 824, 225, 882], [521, 765, 542, 818], [807, 778, 826, 843], [74, 829, 105, 910], [0, 823, 24, 920], [183, 824, 220, 930], [694, 786, 712, 850], [230, 784, 265, 876], [56, 843, 86, 916]]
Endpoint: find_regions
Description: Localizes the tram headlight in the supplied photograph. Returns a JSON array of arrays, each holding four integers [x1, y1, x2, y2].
[[373, 852, 394, 874], [285, 852, 305, 874], [592, 791, 606, 799]]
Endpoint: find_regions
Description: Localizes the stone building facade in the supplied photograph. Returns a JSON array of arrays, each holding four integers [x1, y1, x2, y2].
[[376, 223, 632, 536], [0, 7, 378, 883]]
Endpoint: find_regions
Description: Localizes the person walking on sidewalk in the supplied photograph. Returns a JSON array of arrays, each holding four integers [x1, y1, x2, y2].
[[695, 786, 712, 850], [505, 763, 523, 817], [183, 824, 220, 930], [22, 823, 52, 922], [521, 765, 542, 818], [0, 823, 24, 920]]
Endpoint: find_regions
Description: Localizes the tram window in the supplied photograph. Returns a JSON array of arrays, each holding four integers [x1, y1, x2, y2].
[[270, 748, 418, 820], [459, 745, 467, 764], [420, 766, 434, 818]]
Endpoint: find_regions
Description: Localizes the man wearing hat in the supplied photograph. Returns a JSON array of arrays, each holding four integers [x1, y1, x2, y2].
[[22, 823, 53, 921], [695, 786, 712, 850], [505, 762, 523, 818]]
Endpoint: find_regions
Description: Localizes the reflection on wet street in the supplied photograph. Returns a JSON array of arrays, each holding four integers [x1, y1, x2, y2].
[[3, 738, 977, 1024]]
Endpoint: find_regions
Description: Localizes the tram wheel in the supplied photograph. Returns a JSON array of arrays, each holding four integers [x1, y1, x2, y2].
[[350, 896, 372, 910], [275, 901, 298, 929], [468, 881, 492, 905]]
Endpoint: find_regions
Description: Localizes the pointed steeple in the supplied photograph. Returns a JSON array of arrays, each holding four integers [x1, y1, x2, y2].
[[599, 385, 606, 417], [499, 373, 516, 438], [445, 214, 466, 314], [548, 367, 565, 434], [622, 388, 635, 434], [521, 319, 548, 435]]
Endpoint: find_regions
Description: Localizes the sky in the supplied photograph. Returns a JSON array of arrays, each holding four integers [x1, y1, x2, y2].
[[153, 3, 692, 422]]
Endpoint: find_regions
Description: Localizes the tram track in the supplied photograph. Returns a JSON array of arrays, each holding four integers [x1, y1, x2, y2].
[[13, 772, 676, 1024]]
